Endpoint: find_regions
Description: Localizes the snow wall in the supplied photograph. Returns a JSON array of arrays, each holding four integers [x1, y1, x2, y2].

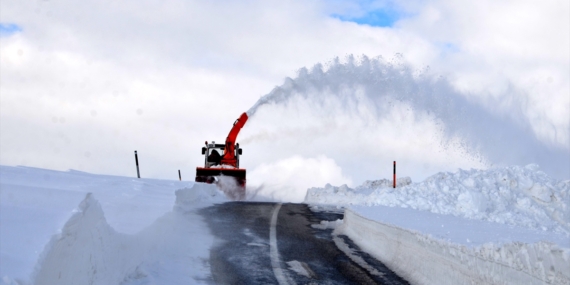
[[336, 210, 570, 285], [32, 193, 143, 285], [32, 183, 226, 285]]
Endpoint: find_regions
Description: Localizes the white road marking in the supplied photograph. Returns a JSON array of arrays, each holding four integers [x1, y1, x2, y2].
[[269, 203, 295, 285]]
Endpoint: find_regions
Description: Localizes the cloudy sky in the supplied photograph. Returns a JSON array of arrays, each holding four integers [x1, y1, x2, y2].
[[1, 0, 568, 201]]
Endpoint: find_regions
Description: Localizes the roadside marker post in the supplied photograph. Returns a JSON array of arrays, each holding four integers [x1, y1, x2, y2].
[[135, 151, 141, 178], [393, 161, 396, 188]]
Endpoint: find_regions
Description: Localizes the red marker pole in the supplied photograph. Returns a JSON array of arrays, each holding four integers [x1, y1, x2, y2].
[[393, 161, 396, 188]]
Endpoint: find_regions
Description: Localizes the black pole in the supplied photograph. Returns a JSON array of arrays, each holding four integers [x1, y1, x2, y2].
[[135, 150, 140, 178], [178, 169, 181, 181]]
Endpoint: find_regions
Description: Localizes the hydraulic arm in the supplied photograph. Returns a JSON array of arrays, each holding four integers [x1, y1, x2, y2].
[[221, 112, 248, 167]]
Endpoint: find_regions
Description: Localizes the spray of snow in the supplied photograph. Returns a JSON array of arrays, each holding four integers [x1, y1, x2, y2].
[[244, 55, 569, 186], [247, 155, 352, 202], [214, 175, 246, 201]]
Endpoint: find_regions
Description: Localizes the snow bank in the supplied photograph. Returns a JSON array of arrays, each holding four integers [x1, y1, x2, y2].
[[0, 166, 195, 283], [361, 176, 412, 189], [33, 193, 142, 285], [309, 165, 570, 284], [336, 209, 570, 285], [307, 165, 570, 234], [32, 183, 227, 285]]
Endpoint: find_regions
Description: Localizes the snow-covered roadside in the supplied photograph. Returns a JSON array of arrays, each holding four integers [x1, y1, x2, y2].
[[32, 183, 227, 285], [307, 165, 570, 285], [307, 164, 570, 234], [337, 209, 569, 285], [0, 166, 227, 285]]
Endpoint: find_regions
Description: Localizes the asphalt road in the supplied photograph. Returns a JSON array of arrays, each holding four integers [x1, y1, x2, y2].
[[199, 202, 410, 285]]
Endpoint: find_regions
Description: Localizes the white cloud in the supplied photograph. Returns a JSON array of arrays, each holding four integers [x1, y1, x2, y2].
[[394, 0, 570, 147]]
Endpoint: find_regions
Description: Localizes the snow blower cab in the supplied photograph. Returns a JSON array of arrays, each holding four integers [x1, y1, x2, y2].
[[195, 112, 248, 189]]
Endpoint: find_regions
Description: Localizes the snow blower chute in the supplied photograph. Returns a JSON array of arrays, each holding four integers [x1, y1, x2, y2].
[[195, 112, 248, 188]]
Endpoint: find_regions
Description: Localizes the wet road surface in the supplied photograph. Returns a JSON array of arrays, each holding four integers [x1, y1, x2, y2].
[[199, 202, 410, 285]]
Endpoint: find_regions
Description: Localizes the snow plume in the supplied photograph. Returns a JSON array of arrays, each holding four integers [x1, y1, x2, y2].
[[247, 155, 352, 202], [243, 55, 569, 183], [215, 176, 246, 201]]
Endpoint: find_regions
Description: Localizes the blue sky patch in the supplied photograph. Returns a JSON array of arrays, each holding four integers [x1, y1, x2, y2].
[[332, 7, 402, 27], [439, 42, 460, 54], [0, 23, 23, 37]]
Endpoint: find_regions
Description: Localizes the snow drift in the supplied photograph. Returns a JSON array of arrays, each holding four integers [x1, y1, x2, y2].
[[33, 193, 142, 285], [32, 183, 227, 285], [307, 164, 570, 234]]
